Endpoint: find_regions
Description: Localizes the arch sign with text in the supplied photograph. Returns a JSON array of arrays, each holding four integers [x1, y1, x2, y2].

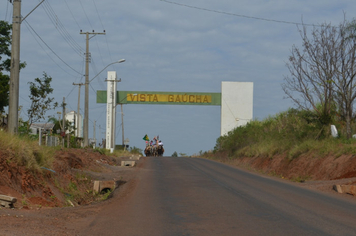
[[97, 71, 253, 150]]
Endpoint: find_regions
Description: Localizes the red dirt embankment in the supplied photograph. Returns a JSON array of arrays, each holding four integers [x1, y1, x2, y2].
[[232, 154, 356, 180], [216, 154, 356, 195], [0, 148, 118, 208]]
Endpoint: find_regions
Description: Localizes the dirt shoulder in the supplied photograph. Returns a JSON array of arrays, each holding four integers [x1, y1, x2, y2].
[[0, 149, 145, 236], [0, 148, 143, 209], [212, 153, 356, 199]]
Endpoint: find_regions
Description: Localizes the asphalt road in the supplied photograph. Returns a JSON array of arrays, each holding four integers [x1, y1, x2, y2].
[[81, 157, 356, 236]]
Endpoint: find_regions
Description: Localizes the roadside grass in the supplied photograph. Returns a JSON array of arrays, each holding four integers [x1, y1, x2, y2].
[[0, 130, 57, 171], [212, 108, 356, 160], [0, 130, 142, 207], [0, 129, 141, 171]]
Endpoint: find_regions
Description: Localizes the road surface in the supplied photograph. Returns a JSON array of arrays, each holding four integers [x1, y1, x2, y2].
[[82, 156, 356, 236]]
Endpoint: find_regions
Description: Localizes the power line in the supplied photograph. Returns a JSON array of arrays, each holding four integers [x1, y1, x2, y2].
[[64, 0, 82, 29], [41, 1, 84, 57], [160, 0, 322, 27], [93, 0, 105, 30], [65, 83, 78, 99], [79, 0, 93, 29], [24, 20, 83, 75], [92, 0, 113, 63], [5, 0, 10, 21], [23, 20, 81, 77]]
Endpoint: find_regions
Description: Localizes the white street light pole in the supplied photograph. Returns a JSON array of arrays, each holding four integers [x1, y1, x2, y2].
[[84, 59, 125, 147], [104, 60, 125, 152]]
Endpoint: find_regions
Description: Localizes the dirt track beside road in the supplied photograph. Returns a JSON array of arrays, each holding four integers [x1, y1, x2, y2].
[[0, 155, 144, 236]]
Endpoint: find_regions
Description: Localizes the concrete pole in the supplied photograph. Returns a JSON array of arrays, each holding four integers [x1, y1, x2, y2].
[[83, 32, 89, 147], [77, 85, 81, 138], [93, 120, 96, 149], [121, 104, 124, 147], [62, 97, 65, 148], [39, 128, 42, 146], [111, 88, 115, 152], [67, 133, 70, 148], [80, 31, 105, 147], [8, 0, 21, 134], [73, 83, 83, 137]]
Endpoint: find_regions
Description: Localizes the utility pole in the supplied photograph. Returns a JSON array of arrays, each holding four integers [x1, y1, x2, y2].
[[8, 0, 21, 134], [93, 120, 96, 149], [121, 104, 124, 147], [80, 30, 105, 147], [8, 0, 44, 134], [62, 97, 66, 148], [73, 83, 84, 138]]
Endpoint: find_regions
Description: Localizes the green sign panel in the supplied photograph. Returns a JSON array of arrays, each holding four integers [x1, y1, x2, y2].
[[97, 91, 221, 106]]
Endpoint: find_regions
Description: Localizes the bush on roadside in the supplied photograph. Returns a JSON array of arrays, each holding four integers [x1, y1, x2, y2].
[[213, 108, 356, 159]]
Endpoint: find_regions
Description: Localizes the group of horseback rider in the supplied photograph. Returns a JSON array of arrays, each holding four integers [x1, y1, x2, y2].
[[143, 135, 164, 156]]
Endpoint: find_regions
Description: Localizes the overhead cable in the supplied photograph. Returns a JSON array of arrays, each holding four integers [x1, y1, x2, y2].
[[79, 0, 93, 29], [41, 1, 84, 57], [63, 0, 82, 29], [24, 20, 83, 75], [92, 0, 113, 62], [160, 0, 322, 27]]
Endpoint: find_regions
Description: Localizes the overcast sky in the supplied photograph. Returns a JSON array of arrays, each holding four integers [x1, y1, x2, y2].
[[2, 0, 356, 156]]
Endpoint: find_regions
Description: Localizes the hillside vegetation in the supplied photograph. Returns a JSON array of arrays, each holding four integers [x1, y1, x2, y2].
[[209, 108, 356, 181], [214, 108, 356, 159]]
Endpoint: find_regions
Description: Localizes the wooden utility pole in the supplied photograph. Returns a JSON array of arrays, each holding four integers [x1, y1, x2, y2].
[[80, 31, 105, 147]]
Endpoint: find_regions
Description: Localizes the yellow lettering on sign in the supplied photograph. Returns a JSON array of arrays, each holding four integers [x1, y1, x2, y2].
[[153, 94, 158, 102], [139, 94, 145, 102], [203, 96, 209, 103], [196, 95, 201, 103], [168, 95, 174, 102], [189, 95, 195, 103], [147, 94, 153, 101], [126, 93, 212, 103]]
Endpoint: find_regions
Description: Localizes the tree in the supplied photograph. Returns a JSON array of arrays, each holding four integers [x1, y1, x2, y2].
[[27, 72, 58, 129], [282, 18, 356, 138], [0, 20, 26, 113], [172, 151, 178, 157], [0, 20, 12, 113], [48, 116, 73, 135], [333, 19, 356, 138]]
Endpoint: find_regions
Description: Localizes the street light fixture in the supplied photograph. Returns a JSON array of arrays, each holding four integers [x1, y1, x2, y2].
[[89, 59, 126, 83], [83, 59, 125, 147]]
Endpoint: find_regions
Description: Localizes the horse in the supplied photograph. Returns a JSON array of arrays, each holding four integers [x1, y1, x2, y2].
[[144, 146, 151, 156], [157, 145, 164, 156]]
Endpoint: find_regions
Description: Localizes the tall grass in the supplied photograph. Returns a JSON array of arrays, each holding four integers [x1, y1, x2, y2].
[[214, 108, 356, 159], [0, 130, 56, 171]]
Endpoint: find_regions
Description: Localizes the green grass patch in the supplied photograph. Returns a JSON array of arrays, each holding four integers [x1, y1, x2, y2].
[[0, 130, 56, 171], [212, 108, 356, 160]]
